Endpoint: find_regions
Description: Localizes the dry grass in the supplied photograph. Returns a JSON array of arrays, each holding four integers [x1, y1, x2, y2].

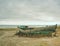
[[0, 39, 16, 46], [0, 27, 60, 46]]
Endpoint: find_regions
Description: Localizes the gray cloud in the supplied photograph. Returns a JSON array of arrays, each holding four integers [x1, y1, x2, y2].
[[0, 0, 60, 25]]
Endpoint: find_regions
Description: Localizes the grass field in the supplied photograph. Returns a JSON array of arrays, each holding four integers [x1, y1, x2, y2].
[[0, 27, 60, 46]]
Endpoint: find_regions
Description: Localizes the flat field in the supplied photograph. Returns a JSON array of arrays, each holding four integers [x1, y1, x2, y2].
[[0, 27, 60, 46]]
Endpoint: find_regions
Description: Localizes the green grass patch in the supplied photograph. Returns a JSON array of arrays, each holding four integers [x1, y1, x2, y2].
[[0, 31, 4, 36]]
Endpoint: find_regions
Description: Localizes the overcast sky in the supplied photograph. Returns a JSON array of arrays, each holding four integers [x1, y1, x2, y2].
[[0, 0, 60, 25]]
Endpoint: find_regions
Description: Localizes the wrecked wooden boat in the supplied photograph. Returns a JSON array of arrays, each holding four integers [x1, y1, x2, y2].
[[15, 24, 57, 37]]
